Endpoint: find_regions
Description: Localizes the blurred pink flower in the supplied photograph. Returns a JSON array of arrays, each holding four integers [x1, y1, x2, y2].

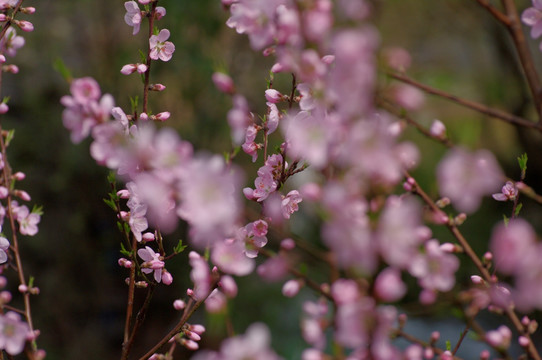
[[124, 1, 142, 35], [0, 312, 30, 355], [437, 147, 503, 213], [522, 0, 542, 39], [492, 181, 517, 202]]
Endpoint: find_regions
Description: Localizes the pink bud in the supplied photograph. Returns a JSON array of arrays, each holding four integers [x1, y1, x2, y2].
[[154, 112, 170, 121], [0, 277, 6, 289], [219, 275, 238, 298], [265, 89, 283, 103], [4, 65, 19, 74], [280, 238, 296, 250], [120, 64, 136, 75], [282, 279, 302, 297], [22, 7, 36, 14], [271, 62, 287, 73], [321, 54, 335, 65], [189, 325, 205, 336], [479, 350, 490, 360], [470, 275, 484, 284], [184, 330, 201, 341], [149, 83, 166, 91], [0, 55, 5, 64], [173, 299, 186, 310], [430, 119, 446, 138], [161, 271, 173, 285], [136, 64, 148, 73], [374, 267, 406, 302], [155, 7, 166, 20], [0, 291, 11, 303], [13, 172, 25, 180], [16, 20, 34, 32], [0, 103, 8, 114], [0, 14, 7, 22], [212, 72, 235, 94], [138, 0, 151, 4], [15, 190, 31, 201], [142, 232, 155, 242], [0, 186, 8, 199], [519, 335, 530, 347], [180, 338, 199, 350], [430, 331, 440, 342], [18, 284, 28, 293], [117, 189, 130, 198], [139, 113, 149, 121], [439, 243, 455, 253]]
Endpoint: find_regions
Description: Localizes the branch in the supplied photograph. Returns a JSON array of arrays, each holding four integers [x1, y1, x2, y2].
[[501, 0, 542, 121], [388, 72, 538, 130], [475, 0, 511, 26]]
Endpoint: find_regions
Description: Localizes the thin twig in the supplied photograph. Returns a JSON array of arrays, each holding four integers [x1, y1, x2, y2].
[[388, 72, 538, 130]]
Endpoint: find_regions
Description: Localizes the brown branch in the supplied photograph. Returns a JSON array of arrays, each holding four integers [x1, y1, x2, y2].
[[475, 0, 511, 26], [378, 98, 454, 148], [388, 72, 538, 130], [501, 0, 542, 121]]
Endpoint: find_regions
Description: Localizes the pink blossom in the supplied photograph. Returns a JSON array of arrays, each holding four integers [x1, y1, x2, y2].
[[281, 190, 302, 219], [266, 102, 280, 134], [177, 156, 242, 248], [383, 46, 411, 72], [409, 239, 459, 292], [0, 27, 24, 57], [128, 204, 148, 242], [265, 89, 283, 103], [137, 246, 165, 283], [490, 219, 535, 275], [492, 181, 518, 202], [149, 29, 175, 61], [189, 251, 212, 300], [212, 239, 255, 276], [376, 196, 425, 269], [485, 325, 511, 349], [374, 267, 406, 302], [226, 0, 288, 50], [522, 0, 542, 39], [14, 205, 40, 236], [124, 1, 142, 35], [227, 95, 253, 145], [0, 312, 29, 355], [212, 72, 235, 94], [437, 147, 503, 213], [257, 256, 289, 282], [0, 235, 8, 264]]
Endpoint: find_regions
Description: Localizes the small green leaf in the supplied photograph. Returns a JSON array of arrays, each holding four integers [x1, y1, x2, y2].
[[120, 242, 131, 257], [5, 129, 15, 147], [446, 340, 451, 351], [130, 96, 139, 113], [503, 214, 509, 226], [31, 204, 44, 216], [173, 239, 187, 254], [53, 57, 72, 82], [28, 276, 35, 288], [103, 198, 117, 211], [117, 221, 124, 233], [515, 203, 523, 217], [138, 50, 147, 64]]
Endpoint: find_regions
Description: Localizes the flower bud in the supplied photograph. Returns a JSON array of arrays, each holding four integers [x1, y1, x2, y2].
[[173, 299, 186, 310], [16, 20, 33, 32], [282, 279, 303, 297], [265, 89, 283, 103], [212, 72, 235, 95]]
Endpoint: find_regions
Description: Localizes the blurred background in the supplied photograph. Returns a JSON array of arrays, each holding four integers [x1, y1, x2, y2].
[[1, 0, 541, 358]]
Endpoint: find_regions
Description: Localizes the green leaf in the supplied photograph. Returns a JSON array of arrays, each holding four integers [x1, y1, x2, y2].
[[515, 203, 523, 217], [5, 129, 15, 147], [518, 153, 528, 172], [103, 198, 117, 211], [130, 96, 139, 113], [31, 204, 44, 216], [173, 239, 187, 254], [138, 49, 147, 64], [120, 242, 131, 257], [117, 221, 124, 233], [28, 276, 35, 288], [53, 57, 72, 82], [503, 214, 509, 226], [446, 340, 451, 351]]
